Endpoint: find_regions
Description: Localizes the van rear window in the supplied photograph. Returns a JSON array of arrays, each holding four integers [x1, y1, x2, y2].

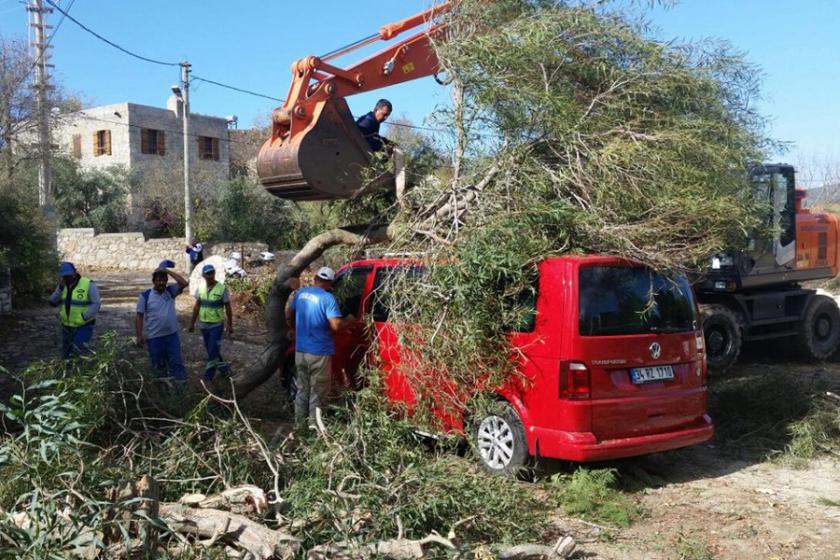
[[579, 266, 697, 336]]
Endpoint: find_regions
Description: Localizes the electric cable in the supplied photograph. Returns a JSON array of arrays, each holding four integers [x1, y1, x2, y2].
[[44, 0, 180, 67], [191, 75, 283, 102]]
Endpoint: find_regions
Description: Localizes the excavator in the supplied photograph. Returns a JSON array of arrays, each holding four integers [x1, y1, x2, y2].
[[696, 164, 840, 371], [256, 2, 452, 200], [255, 6, 840, 372]]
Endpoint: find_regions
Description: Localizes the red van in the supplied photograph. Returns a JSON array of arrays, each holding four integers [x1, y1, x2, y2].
[[319, 254, 713, 475]]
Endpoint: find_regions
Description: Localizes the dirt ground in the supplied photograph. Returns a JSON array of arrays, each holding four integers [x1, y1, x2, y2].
[[0, 270, 838, 560]]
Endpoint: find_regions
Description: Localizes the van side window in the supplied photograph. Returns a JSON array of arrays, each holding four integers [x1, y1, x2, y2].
[[332, 266, 371, 316], [504, 281, 538, 333], [371, 266, 425, 322]]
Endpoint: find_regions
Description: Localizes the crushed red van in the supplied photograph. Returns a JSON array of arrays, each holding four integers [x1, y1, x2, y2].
[[310, 254, 713, 475]]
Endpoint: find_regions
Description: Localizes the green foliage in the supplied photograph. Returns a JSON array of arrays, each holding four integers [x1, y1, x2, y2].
[[675, 533, 717, 560], [0, 336, 272, 556], [284, 387, 547, 550], [194, 177, 302, 249], [364, 0, 777, 417], [434, 0, 772, 270], [0, 192, 56, 300], [390, 203, 582, 417], [53, 158, 130, 232], [225, 276, 273, 320], [0, 338, 550, 556], [550, 468, 638, 527], [785, 393, 840, 463]]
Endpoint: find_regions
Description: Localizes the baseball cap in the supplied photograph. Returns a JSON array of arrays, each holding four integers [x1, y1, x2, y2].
[[202, 264, 216, 274], [58, 262, 76, 277], [316, 266, 336, 281]]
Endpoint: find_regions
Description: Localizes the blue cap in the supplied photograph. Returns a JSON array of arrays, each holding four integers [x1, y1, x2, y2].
[[59, 262, 76, 277], [158, 259, 176, 269], [202, 264, 216, 274]]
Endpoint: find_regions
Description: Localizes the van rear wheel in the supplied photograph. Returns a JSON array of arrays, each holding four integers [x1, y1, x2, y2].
[[472, 402, 529, 477]]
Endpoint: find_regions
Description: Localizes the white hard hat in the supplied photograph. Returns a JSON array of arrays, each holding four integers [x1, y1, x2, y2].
[[316, 266, 336, 281]]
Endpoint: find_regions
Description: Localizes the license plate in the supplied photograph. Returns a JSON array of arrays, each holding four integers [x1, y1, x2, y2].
[[630, 365, 674, 384]]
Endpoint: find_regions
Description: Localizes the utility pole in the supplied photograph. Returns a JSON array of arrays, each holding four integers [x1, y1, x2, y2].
[[29, 0, 54, 216], [181, 61, 193, 271]]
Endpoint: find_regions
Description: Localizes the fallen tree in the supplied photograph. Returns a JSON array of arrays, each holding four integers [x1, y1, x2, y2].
[[232, 0, 774, 407]]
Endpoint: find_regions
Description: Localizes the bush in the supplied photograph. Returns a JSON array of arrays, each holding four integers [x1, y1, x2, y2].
[[53, 158, 130, 233], [550, 468, 638, 527], [195, 177, 302, 249], [0, 192, 56, 300]]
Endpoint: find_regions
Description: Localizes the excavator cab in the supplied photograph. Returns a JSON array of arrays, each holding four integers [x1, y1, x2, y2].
[[257, 97, 393, 200]]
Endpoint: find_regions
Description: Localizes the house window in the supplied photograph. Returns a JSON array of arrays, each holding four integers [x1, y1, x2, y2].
[[197, 136, 219, 161], [93, 130, 111, 156], [72, 134, 82, 158], [140, 128, 165, 156]]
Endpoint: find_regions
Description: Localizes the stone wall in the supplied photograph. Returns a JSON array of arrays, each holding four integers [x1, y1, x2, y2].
[[57, 229, 268, 272]]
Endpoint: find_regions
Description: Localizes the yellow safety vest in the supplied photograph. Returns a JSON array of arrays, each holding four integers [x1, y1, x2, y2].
[[199, 282, 226, 325], [59, 276, 93, 327]]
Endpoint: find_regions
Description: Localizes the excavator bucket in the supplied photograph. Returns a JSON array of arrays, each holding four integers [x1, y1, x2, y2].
[[257, 96, 394, 201]]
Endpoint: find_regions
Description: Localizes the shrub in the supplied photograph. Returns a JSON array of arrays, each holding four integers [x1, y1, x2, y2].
[[195, 177, 301, 249], [550, 468, 638, 527], [0, 192, 56, 300], [53, 158, 130, 233]]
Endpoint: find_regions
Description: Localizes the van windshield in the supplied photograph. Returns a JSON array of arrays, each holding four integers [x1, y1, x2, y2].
[[579, 266, 697, 336]]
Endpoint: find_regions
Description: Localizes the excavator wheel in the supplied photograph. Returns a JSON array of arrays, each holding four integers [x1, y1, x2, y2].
[[795, 294, 840, 361], [700, 304, 743, 374]]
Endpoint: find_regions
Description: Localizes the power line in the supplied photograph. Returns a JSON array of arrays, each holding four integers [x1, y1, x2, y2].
[[386, 121, 446, 133], [44, 0, 179, 67], [37, 0, 450, 135], [192, 75, 283, 102]]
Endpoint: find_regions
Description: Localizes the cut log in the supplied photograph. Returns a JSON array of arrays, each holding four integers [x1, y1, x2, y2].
[[497, 536, 576, 559], [136, 475, 160, 556], [307, 533, 455, 560], [159, 503, 299, 560], [178, 485, 268, 516]]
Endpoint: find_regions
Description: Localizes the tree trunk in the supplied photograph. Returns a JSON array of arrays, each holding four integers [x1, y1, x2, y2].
[[229, 226, 391, 400]]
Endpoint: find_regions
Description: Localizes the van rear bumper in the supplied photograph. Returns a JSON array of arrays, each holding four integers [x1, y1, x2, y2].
[[531, 414, 713, 462]]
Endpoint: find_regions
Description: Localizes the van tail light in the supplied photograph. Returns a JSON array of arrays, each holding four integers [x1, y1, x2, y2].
[[560, 361, 590, 400]]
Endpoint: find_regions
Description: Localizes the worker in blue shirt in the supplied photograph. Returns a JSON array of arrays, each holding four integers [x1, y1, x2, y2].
[[48, 262, 100, 358], [185, 237, 204, 270], [286, 267, 355, 423], [135, 262, 189, 383], [355, 99, 392, 152]]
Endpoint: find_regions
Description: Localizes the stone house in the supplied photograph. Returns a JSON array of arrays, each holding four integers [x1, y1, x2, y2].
[[54, 97, 232, 177], [51, 97, 233, 228]]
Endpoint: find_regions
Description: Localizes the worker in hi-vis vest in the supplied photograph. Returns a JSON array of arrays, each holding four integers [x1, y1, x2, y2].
[[189, 263, 233, 381], [48, 262, 101, 358]]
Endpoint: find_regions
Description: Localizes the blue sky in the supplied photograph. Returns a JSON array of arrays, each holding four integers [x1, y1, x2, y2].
[[1, 0, 838, 184]]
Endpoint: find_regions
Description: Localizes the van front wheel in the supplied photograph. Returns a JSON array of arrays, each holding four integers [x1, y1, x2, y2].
[[472, 402, 529, 477]]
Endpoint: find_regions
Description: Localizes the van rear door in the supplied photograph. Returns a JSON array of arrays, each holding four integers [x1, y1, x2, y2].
[[575, 265, 706, 441]]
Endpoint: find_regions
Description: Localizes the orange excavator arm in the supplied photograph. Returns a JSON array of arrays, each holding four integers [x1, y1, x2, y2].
[[257, 3, 451, 201]]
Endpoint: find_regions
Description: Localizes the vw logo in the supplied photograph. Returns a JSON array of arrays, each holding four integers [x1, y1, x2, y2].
[[649, 342, 662, 360]]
